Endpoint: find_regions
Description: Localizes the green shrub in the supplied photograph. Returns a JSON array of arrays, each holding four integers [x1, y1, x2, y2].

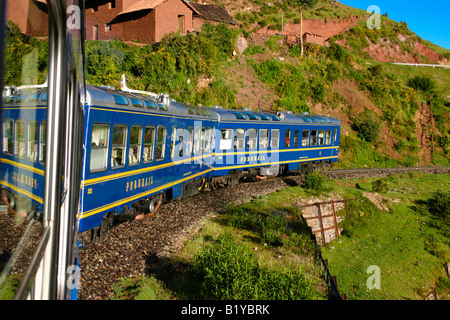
[[189, 232, 320, 299], [303, 170, 326, 191], [351, 109, 381, 143], [407, 75, 436, 93]]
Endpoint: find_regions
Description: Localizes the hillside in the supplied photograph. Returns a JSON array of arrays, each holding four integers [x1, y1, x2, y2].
[[6, 1, 448, 168]]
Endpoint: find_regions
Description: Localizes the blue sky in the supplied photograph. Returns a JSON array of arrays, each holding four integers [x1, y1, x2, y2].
[[339, 0, 450, 49]]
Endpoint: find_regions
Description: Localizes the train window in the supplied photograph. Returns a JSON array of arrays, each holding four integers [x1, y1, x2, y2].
[[143, 99, 157, 109], [220, 129, 233, 150], [90, 124, 109, 172], [205, 127, 212, 152], [186, 127, 193, 156], [178, 128, 185, 157], [247, 129, 257, 150], [231, 112, 246, 120], [171, 126, 177, 159], [14, 120, 26, 159], [244, 113, 259, 120], [129, 97, 144, 108], [112, 93, 128, 106], [334, 128, 337, 143], [258, 114, 270, 121], [234, 129, 245, 150], [293, 130, 299, 148], [143, 126, 155, 163], [193, 127, 201, 154], [155, 127, 166, 161], [302, 130, 309, 147], [284, 129, 291, 148], [28, 121, 38, 162], [318, 130, 325, 146], [129, 126, 142, 165], [326, 130, 332, 145], [270, 129, 280, 148], [3, 119, 14, 155], [158, 103, 168, 111], [259, 129, 269, 149], [310, 130, 317, 146], [40, 122, 46, 163], [111, 125, 127, 168]]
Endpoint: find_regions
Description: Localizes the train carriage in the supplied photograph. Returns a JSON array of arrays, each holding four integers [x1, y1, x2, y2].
[[78, 85, 220, 238], [205, 107, 341, 188], [1, 89, 48, 218]]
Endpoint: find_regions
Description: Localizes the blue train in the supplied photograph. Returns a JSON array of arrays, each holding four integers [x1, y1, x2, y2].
[[1, 83, 340, 241]]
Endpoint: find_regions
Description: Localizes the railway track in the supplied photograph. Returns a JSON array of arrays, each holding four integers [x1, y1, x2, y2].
[[77, 165, 450, 299]]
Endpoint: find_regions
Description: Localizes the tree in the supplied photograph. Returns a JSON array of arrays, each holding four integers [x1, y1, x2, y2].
[[294, 0, 319, 57]]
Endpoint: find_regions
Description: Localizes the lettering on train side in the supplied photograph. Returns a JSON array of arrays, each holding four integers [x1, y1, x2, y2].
[[126, 175, 153, 192], [12, 172, 38, 189]]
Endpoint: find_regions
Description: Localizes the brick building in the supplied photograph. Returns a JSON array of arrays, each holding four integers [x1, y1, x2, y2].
[[7, 0, 235, 44], [6, 0, 48, 37], [85, 0, 200, 43]]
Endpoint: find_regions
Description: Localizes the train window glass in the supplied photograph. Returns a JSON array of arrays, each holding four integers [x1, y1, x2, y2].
[[186, 127, 193, 155], [143, 99, 157, 109], [293, 130, 299, 148], [111, 125, 127, 168], [201, 127, 207, 151], [129, 97, 144, 108], [29, 91, 42, 102], [41, 91, 48, 101], [158, 103, 168, 111], [193, 127, 201, 154], [220, 129, 233, 150], [245, 113, 259, 120], [129, 126, 142, 165], [143, 126, 155, 163], [155, 126, 166, 161], [3, 119, 14, 155], [247, 129, 257, 150], [171, 126, 177, 159], [259, 129, 269, 149], [112, 93, 128, 106], [334, 128, 337, 143], [270, 115, 281, 121], [90, 124, 109, 171], [270, 129, 280, 148], [302, 130, 309, 147], [234, 129, 245, 150], [284, 129, 291, 148], [178, 128, 185, 157], [40, 122, 46, 163], [326, 130, 332, 145], [318, 130, 325, 145], [231, 112, 246, 120], [310, 130, 317, 146], [28, 121, 38, 162], [14, 120, 26, 159], [258, 114, 270, 121], [207, 128, 213, 152]]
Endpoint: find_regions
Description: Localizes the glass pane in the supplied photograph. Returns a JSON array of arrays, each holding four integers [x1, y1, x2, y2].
[[302, 130, 309, 147], [143, 126, 155, 163], [1, 5, 49, 298], [270, 129, 280, 148], [90, 124, 109, 171]]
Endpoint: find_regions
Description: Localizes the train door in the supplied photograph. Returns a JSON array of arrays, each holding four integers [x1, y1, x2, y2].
[[0, 0, 85, 299]]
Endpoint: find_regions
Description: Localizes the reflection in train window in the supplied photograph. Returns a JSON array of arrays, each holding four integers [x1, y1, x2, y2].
[[270, 129, 280, 148], [129, 126, 142, 165], [111, 125, 127, 168], [15, 120, 26, 159], [39, 121, 46, 164], [143, 126, 155, 163], [90, 124, 109, 172], [155, 126, 166, 161], [28, 121, 38, 162], [3, 119, 14, 155]]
